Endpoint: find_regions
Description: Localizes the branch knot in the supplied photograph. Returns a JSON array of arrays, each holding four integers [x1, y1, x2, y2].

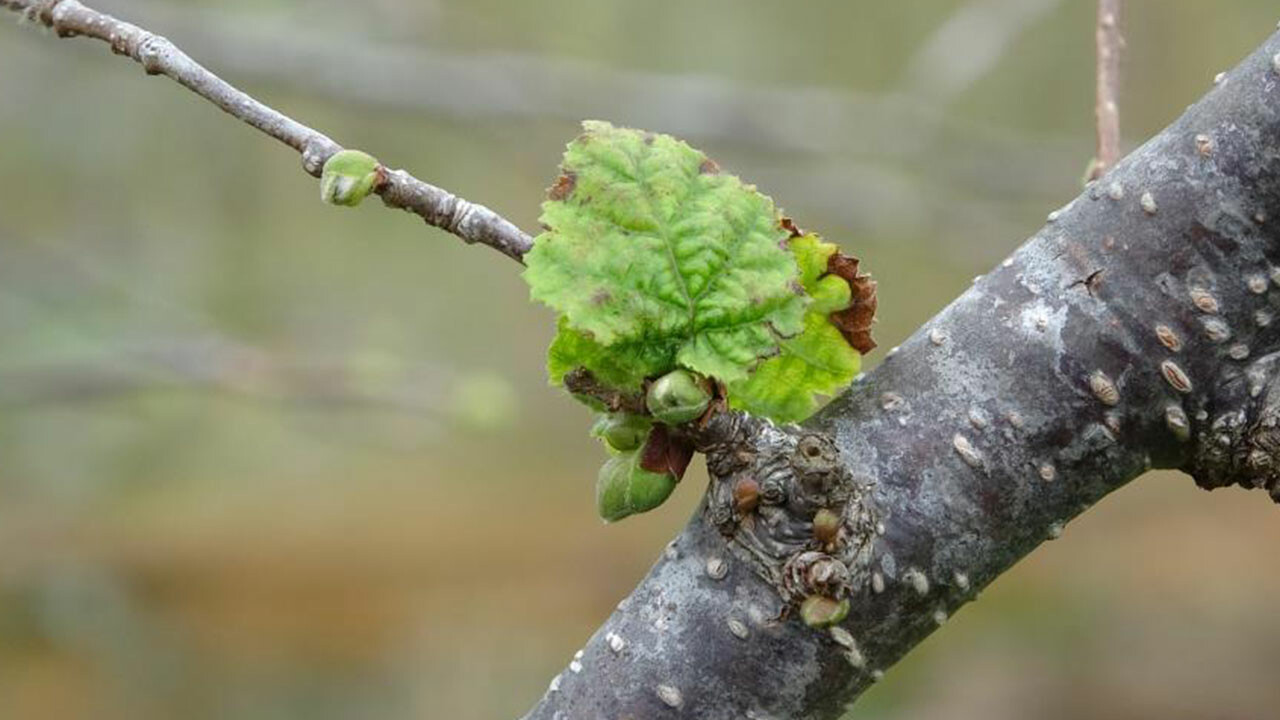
[[700, 414, 878, 613], [1188, 351, 1280, 503]]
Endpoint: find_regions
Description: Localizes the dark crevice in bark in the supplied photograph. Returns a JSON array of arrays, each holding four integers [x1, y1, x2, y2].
[[523, 31, 1280, 720], [1185, 348, 1280, 501]]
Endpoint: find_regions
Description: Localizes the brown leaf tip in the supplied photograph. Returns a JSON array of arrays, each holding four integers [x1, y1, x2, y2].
[[639, 425, 695, 480], [699, 158, 721, 175], [780, 216, 804, 238], [826, 252, 878, 354], [548, 171, 577, 201]]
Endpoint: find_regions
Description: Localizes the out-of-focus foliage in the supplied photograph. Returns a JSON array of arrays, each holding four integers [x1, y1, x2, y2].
[[2, 1, 1280, 719]]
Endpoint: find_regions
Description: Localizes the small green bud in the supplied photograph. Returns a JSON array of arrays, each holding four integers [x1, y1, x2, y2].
[[645, 369, 712, 425], [799, 595, 849, 628], [591, 413, 653, 452], [320, 149, 381, 206], [596, 450, 678, 523]]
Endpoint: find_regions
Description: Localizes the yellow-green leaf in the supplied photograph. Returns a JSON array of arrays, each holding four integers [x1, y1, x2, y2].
[[728, 234, 861, 423]]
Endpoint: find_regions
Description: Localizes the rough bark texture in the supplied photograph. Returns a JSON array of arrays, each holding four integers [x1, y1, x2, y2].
[[524, 31, 1280, 720]]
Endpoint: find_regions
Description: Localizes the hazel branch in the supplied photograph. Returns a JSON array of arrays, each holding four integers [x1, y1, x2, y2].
[[2, 0, 533, 261]]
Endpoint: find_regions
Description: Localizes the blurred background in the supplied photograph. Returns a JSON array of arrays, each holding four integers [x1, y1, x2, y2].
[[1, 0, 1279, 718]]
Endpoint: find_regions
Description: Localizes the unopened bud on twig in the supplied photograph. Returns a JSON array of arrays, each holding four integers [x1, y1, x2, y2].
[[320, 149, 381, 207], [646, 369, 712, 425]]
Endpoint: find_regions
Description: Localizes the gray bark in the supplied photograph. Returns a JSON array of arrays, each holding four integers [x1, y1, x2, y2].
[[524, 30, 1280, 720]]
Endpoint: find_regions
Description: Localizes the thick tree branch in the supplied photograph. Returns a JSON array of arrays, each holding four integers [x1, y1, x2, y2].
[[2, 0, 533, 261], [525, 30, 1280, 720]]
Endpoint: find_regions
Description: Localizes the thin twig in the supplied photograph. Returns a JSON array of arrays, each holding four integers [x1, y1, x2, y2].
[[1, 0, 533, 261], [1089, 0, 1123, 180], [7, 0, 1087, 247]]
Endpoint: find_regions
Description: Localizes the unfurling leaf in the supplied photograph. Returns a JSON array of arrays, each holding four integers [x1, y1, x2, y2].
[[591, 412, 653, 453], [547, 317, 675, 391], [595, 424, 693, 522], [528, 121, 880, 525], [728, 234, 863, 423], [320, 149, 381, 207], [596, 449, 678, 523], [525, 120, 805, 393]]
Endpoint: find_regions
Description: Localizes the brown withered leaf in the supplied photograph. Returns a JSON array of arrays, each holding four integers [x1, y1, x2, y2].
[[826, 252, 878, 354], [780, 216, 878, 353], [639, 424, 695, 480]]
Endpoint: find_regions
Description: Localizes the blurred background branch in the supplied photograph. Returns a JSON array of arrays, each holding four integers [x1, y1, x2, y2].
[[2, 0, 533, 260], [0, 332, 460, 416], [89, 0, 1080, 203], [900, 0, 1063, 106], [1089, 0, 1124, 180]]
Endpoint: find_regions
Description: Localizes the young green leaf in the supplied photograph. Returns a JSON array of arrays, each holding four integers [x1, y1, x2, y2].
[[547, 317, 677, 390], [525, 121, 806, 393], [320, 149, 381, 207], [727, 234, 862, 423], [596, 450, 678, 523], [591, 412, 653, 453]]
